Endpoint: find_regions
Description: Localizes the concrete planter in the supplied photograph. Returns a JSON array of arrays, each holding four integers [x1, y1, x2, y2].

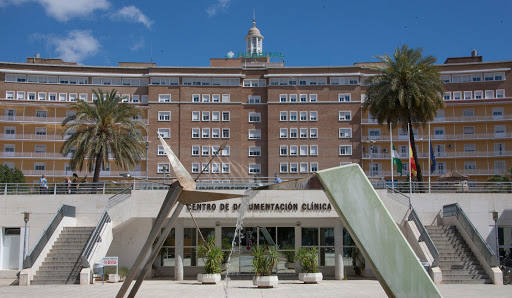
[[252, 276, 278, 288], [108, 274, 120, 283], [285, 262, 295, 269], [299, 272, 323, 284], [197, 273, 221, 284]]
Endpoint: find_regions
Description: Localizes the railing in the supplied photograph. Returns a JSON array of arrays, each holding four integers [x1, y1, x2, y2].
[[364, 169, 510, 177], [23, 204, 75, 268], [0, 182, 132, 195], [408, 208, 440, 267], [362, 114, 512, 124], [443, 203, 497, 267], [362, 150, 512, 159], [80, 210, 111, 268], [378, 181, 512, 193], [106, 187, 132, 209], [385, 186, 411, 207], [362, 132, 512, 142]]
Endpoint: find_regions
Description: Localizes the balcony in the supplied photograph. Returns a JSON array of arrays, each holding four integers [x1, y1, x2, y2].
[[0, 115, 149, 125], [362, 132, 512, 142], [0, 133, 66, 141], [362, 150, 512, 159], [23, 170, 147, 177], [362, 114, 512, 124], [0, 151, 148, 160], [363, 168, 506, 178]]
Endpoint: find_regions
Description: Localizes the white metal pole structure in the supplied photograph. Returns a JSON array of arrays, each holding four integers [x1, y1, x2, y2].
[[408, 123, 412, 194], [428, 123, 431, 193], [369, 140, 375, 185], [390, 123, 394, 188]]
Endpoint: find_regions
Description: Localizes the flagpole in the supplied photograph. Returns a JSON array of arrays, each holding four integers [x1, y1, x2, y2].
[[408, 123, 412, 194], [390, 123, 394, 188], [428, 123, 431, 194]]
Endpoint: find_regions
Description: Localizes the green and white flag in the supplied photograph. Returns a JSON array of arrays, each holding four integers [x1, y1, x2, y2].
[[392, 144, 403, 176]]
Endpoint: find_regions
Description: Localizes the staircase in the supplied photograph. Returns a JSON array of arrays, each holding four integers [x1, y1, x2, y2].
[[31, 227, 94, 285], [426, 226, 491, 284]]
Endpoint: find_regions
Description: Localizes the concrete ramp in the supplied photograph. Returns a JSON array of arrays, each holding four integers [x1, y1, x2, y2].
[[315, 165, 441, 298]]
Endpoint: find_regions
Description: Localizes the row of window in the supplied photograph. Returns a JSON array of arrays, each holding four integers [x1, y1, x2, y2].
[[441, 72, 505, 83], [3, 109, 75, 119], [279, 128, 318, 139], [4, 91, 148, 103], [367, 125, 507, 139], [278, 94, 318, 103], [192, 111, 230, 122], [269, 77, 362, 86], [279, 162, 319, 174], [191, 128, 230, 139], [189, 145, 231, 157], [157, 128, 264, 140], [279, 145, 319, 156], [191, 94, 231, 103], [443, 90, 505, 100], [279, 111, 318, 121]]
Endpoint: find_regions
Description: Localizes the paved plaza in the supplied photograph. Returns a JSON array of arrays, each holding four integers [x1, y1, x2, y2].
[[0, 279, 510, 298]]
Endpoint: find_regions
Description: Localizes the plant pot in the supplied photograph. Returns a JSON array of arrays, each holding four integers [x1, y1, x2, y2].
[[252, 275, 278, 288], [285, 262, 295, 269], [299, 272, 323, 284], [197, 273, 221, 284]]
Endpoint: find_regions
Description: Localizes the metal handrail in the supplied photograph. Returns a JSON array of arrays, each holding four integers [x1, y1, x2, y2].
[[408, 209, 440, 267], [443, 203, 497, 267], [385, 186, 411, 207], [107, 187, 132, 209], [80, 210, 111, 268], [23, 204, 75, 268]]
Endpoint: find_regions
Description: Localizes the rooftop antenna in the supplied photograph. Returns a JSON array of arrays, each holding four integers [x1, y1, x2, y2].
[[150, 40, 153, 64], [253, 8, 255, 26]]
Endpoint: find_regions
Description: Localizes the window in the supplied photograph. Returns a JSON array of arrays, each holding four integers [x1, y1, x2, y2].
[[299, 111, 308, 121], [248, 113, 261, 122], [212, 94, 220, 103], [280, 128, 288, 138], [310, 145, 318, 156], [463, 109, 474, 117], [289, 128, 298, 138], [339, 128, 352, 138], [463, 126, 475, 135], [222, 163, 230, 173], [249, 146, 261, 156], [300, 145, 308, 156], [192, 128, 200, 138], [310, 128, 318, 138], [221, 146, 230, 156], [309, 94, 317, 102], [464, 144, 475, 152], [58, 93, 67, 101], [485, 90, 494, 99], [16, 91, 25, 100], [331, 77, 359, 85], [492, 107, 504, 120], [202, 94, 210, 103], [310, 162, 318, 172], [222, 112, 230, 121], [192, 111, 200, 121], [211, 111, 220, 121], [494, 143, 505, 156], [248, 95, 261, 104], [5, 109, 16, 121], [158, 94, 171, 103], [158, 111, 171, 121], [368, 128, 380, 139], [34, 144, 46, 153], [338, 94, 351, 102], [280, 146, 288, 156], [494, 125, 506, 137], [192, 94, 200, 102], [211, 163, 220, 173], [464, 91, 472, 100], [290, 163, 298, 173], [300, 128, 308, 138], [132, 95, 140, 103], [289, 111, 297, 121], [248, 129, 261, 139], [202, 111, 210, 121], [151, 77, 179, 85], [5, 91, 15, 99], [339, 111, 351, 121], [35, 127, 47, 135], [3, 144, 15, 157], [202, 128, 210, 138], [157, 146, 166, 156], [222, 129, 230, 138], [464, 161, 476, 170], [243, 79, 266, 87], [300, 163, 308, 173], [249, 164, 261, 174], [309, 111, 318, 121], [280, 94, 287, 103], [434, 127, 445, 139], [443, 92, 451, 100], [453, 91, 461, 100], [339, 145, 352, 155], [202, 146, 210, 156], [280, 111, 288, 121], [280, 163, 288, 173], [79, 93, 88, 101], [496, 89, 505, 98], [289, 94, 297, 102], [222, 94, 230, 102], [290, 145, 298, 156], [4, 126, 15, 138], [471, 90, 482, 99], [212, 128, 220, 138], [27, 92, 36, 100], [34, 162, 45, 171], [36, 110, 47, 118], [191, 163, 200, 173], [191, 146, 199, 156], [300, 94, 307, 102]]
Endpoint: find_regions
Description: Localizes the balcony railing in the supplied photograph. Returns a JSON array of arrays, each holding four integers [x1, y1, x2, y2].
[[364, 168, 509, 177], [362, 132, 512, 142], [0, 115, 149, 125], [22, 170, 146, 177], [363, 150, 512, 159], [362, 114, 512, 124]]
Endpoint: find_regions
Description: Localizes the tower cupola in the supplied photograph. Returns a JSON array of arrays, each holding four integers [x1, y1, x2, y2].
[[245, 12, 263, 54]]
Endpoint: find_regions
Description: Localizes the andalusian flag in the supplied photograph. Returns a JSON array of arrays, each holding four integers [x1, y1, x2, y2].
[[392, 144, 403, 176], [409, 144, 417, 177]]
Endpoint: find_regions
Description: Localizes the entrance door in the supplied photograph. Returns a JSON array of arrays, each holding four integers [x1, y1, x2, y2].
[[1, 228, 20, 270]]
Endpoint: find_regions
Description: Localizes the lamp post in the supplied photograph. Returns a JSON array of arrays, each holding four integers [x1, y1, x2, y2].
[[369, 140, 375, 184], [22, 211, 30, 263], [162, 165, 168, 184], [491, 210, 499, 266], [145, 142, 149, 182]]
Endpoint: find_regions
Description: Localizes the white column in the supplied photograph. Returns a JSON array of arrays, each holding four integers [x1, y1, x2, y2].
[[215, 224, 222, 248], [174, 219, 184, 281], [294, 225, 302, 274], [334, 218, 344, 280]]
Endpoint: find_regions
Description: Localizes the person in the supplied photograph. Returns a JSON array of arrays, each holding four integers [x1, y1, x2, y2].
[[71, 173, 78, 194], [64, 177, 71, 194], [274, 173, 282, 184], [39, 175, 48, 194]]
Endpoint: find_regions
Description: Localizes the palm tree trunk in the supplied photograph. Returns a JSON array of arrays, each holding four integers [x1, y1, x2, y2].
[[408, 122, 423, 182], [93, 151, 103, 183]]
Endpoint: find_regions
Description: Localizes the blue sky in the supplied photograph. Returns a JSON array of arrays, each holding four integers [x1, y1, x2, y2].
[[0, 0, 511, 67]]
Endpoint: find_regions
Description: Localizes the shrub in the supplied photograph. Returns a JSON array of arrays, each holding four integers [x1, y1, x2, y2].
[[296, 247, 319, 273], [197, 237, 224, 274], [252, 245, 279, 276]]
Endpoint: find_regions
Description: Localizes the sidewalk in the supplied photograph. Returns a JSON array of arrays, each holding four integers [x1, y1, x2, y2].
[[0, 279, 510, 297]]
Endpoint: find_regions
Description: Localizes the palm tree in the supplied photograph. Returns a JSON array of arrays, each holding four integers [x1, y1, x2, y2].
[[61, 89, 147, 182], [363, 45, 445, 182]]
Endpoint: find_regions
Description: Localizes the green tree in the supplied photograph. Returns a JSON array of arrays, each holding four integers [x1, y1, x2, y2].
[[0, 165, 25, 183], [364, 45, 445, 181], [60, 89, 147, 182]]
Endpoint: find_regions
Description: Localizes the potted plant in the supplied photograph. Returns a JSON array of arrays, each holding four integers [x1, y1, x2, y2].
[[296, 247, 323, 283], [252, 245, 279, 288], [282, 245, 295, 269], [197, 237, 224, 284]]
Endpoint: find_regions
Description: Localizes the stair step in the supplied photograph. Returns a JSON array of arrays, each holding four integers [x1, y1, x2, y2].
[[442, 279, 492, 284], [442, 269, 487, 275]]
